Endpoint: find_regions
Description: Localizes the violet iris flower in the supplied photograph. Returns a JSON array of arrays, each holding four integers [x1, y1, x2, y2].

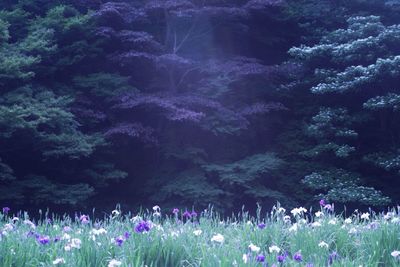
[[134, 221, 151, 233]]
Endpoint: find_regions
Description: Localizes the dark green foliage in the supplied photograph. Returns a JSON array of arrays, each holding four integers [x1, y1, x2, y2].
[[203, 153, 287, 207], [364, 152, 400, 173], [364, 93, 400, 111], [154, 170, 225, 207], [84, 162, 128, 187], [287, 15, 400, 206], [0, 19, 9, 43], [303, 169, 390, 205], [17, 175, 94, 205], [0, 158, 14, 181], [0, 86, 103, 159], [73, 73, 134, 98], [203, 153, 282, 185], [0, 1, 122, 208], [148, 153, 285, 209]]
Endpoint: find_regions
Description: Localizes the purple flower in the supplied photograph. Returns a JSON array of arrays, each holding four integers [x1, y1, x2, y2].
[[124, 231, 131, 239], [324, 204, 334, 212], [306, 264, 314, 267], [172, 208, 179, 215], [27, 231, 36, 238], [79, 215, 90, 224], [2, 207, 10, 214], [328, 252, 339, 265], [319, 199, 326, 207], [54, 236, 60, 242], [277, 254, 286, 263], [183, 210, 191, 219], [37, 235, 50, 245], [115, 236, 124, 246], [191, 211, 198, 217], [257, 223, 266, 229], [256, 254, 265, 262], [368, 222, 379, 230], [293, 251, 302, 262], [134, 221, 151, 233]]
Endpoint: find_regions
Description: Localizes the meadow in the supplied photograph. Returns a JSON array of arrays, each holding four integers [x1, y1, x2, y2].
[[0, 201, 399, 267]]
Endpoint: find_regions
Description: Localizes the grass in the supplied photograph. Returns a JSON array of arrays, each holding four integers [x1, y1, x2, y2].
[[0, 203, 399, 267]]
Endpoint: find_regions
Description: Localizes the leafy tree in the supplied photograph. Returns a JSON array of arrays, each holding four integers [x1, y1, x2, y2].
[[0, 1, 124, 208], [288, 15, 400, 206]]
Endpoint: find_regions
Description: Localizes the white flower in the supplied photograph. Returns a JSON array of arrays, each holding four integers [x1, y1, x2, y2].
[[242, 254, 249, 264], [248, 243, 260, 253], [311, 221, 322, 227], [61, 233, 71, 240], [153, 205, 161, 212], [53, 258, 66, 265], [299, 219, 307, 225], [70, 238, 82, 249], [269, 245, 281, 253], [348, 227, 358, 234], [318, 241, 329, 249], [246, 221, 253, 225], [111, 210, 120, 217], [315, 211, 323, 218], [12, 217, 19, 222], [361, 213, 370, 220], [130, 215, 142, 223], [344, 218, 352, 224], [392, 217, 400, 223], [283, 215, 291, 223], [3, 223, 13, 232], [153, 211, 161, 217], [291, 208, 300, 216], [278, 207, 286, 213], [289, 223, 298, 232], [211, 233, 224, 243], [64, 245, 71, 251], [170, 231, 179, 237], [291, 207, 307, 216], [193, 230, 202, 236], [328, 219, 337, 225], [108, 259, 122, 267], [91, 228, 107, 235], [391, 250, 400, 258], [23, 220, 36, 229], [384, 212, 394, 220]]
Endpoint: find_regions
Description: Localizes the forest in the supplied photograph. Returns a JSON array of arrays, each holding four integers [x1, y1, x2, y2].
[[1, 0, 400, 214]]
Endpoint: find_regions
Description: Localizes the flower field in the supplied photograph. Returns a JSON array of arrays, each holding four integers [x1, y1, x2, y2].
[[0, 202, 400, 267]]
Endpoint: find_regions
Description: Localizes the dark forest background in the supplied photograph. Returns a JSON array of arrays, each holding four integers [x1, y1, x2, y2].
[[1, 0, 400, 214]]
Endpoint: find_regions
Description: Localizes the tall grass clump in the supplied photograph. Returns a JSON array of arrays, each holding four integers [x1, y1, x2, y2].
[[0, 202, 400, 267]]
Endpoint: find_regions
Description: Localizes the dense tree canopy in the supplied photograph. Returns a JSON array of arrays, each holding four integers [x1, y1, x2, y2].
[[1, 0, 400, 213]]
